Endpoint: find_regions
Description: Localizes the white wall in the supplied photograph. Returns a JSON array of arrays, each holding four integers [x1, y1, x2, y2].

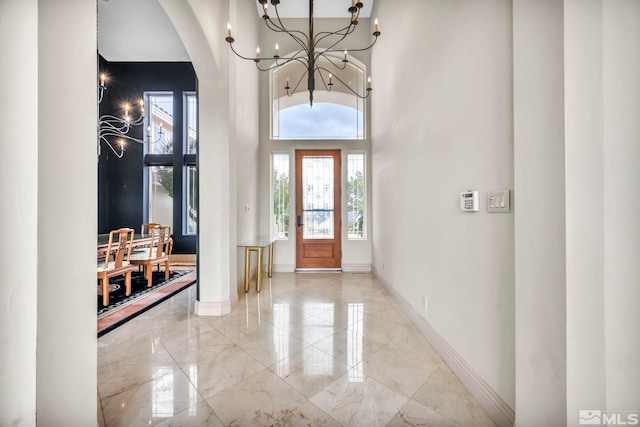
[[0, 0, 39, 424], [370, 0, 515, 413], [257, 18, 374, 272]]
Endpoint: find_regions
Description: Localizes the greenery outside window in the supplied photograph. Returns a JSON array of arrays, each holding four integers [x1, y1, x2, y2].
[[272, 153, 290, 239], [347, 152, 365, 240]]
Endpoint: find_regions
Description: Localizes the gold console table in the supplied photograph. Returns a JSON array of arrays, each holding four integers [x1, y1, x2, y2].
[[238, 237, 276, 292]]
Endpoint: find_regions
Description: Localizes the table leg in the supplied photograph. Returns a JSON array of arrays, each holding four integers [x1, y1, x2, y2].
[[244, 247, 251, 292], [268, 242, 274, 278], [256, 247, 264, 292]]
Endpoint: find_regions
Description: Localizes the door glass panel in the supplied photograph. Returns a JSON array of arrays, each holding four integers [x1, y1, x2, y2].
[[302, 156, 334, 239]]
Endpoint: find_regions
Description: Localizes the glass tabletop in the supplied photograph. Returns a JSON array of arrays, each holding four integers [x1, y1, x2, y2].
[[237, 237, 277, 248]]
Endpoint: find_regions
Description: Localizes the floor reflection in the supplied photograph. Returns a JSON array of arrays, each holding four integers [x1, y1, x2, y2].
[[348, 303, 365, 382], [304, 303, 335, 376], [152, 371, 174, 419], [273, 303, 290, 376]]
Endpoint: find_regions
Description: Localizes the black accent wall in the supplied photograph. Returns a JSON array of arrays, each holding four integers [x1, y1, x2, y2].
[[98, 56, 197, 253]]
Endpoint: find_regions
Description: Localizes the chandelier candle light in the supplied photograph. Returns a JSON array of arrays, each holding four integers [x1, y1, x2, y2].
[[225, 0, 380, 107], [97, 74, 163, 158]]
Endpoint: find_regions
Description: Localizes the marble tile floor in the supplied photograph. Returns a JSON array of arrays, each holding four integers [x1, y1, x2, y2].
[[97, 272, 496, 427]]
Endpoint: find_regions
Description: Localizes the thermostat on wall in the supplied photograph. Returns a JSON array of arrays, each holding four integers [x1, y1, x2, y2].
[[460, 190, 479, 212]]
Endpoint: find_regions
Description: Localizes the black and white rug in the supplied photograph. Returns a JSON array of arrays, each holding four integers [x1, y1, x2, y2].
[[97, 269, 192, 316]]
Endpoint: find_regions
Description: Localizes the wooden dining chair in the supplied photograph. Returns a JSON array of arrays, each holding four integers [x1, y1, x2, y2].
[[140, 222, 160, 236], [97, 228, 135, 307], [130, 225, 171, 288]]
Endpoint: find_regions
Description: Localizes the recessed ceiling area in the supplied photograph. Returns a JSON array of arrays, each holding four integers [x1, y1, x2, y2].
[[98, 0, 189, 62], [255, 0, 374, 19], [98, 0, 375, 62]]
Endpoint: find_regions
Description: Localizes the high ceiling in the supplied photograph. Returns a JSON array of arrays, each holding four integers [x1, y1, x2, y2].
[[254, 0, 374, 19], [98, 0, 375, 62], [98, 0, 189, 62]]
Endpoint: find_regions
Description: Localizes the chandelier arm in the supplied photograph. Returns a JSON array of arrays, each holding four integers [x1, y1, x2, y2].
[[313, 17, 358, 45], [264, 19, 309, 54], [99, 119, 131, 135], [314, 5, 362, 44], [128, 115, 145, 126], [316, 52, 348, 70], [274, 49, 308, 67], [100, 132, 146, 145], [324, 34, 379, 55], [254, 54, 309, 72], [316, 68, 330, 92], [99, 113, 144, 128], [269, 5, 310, 52], [288, 69, 309, 96], [316, 65, 371, 99], [256, 50, 309, 70], [100, 137, 125, 159], [228, 42, 261, 62], [314, 28, 360, 62]]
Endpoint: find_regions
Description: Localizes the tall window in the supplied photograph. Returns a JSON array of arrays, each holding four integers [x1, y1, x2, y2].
[[272, 153, 290, 239], [271, 55, 365, 140], [347, 153, 365, 239], [144, 91, 198, 249], [184, 93, 197, 235], [146, 93, 174, 228]]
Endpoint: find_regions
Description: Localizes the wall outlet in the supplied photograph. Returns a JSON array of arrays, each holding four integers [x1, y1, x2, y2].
[[422, 296, 428, 312]]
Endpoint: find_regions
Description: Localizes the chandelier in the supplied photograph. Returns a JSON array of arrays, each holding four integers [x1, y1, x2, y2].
[[225, 0, 380, 107], [97, 74, 163, 158]]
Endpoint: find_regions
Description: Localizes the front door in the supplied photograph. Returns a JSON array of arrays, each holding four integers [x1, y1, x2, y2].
[[295, 150, 341, 269]]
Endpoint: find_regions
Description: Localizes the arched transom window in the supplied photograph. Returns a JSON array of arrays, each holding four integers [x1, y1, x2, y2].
[[271, 54, 366, 140]]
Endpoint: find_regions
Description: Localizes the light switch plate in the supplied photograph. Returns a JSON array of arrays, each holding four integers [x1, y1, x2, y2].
[[487, 189, 510, 213]]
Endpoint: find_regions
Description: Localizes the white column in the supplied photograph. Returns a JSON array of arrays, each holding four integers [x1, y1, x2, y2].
[[36, 0, 98, 424], [564, 1, 607, 424], [513, 0, 567, 425], [0, 0, 39, 424], [602, 0, 640, 410], [196, 78, 238, 315]]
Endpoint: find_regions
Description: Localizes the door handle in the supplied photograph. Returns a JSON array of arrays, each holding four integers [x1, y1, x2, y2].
[[296, 215, 303, 227]]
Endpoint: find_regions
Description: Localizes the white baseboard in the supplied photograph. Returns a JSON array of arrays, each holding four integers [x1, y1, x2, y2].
[[266, 264, 370, 273], [195, 299, 232, 316], [271, 264, 295, 273], [342, 263, 372, 273], [372, 266, 515, 427]]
